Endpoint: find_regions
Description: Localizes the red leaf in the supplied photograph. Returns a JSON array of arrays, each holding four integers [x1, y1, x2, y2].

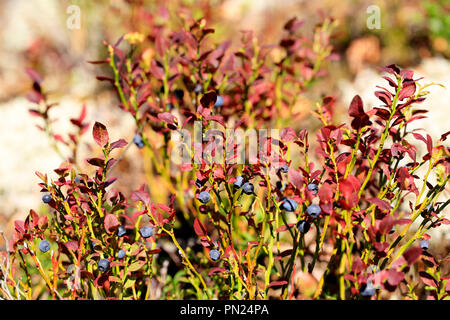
[[208, 267, 226, 275], [193, 218, 207, 237], [403, 247, 422, 266], [280, 127, 297, 142], [419, 271, 438, 288], [93, 122, 109, 147], [368, 198, 391, 211], [348, 95, 364, 117], [288, 169, 304, 189], [104, 214, 120, 234], [110, 139, 128, 150], [387, 269, 404, 286]]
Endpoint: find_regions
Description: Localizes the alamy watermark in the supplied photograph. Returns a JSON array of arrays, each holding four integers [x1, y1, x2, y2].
[[366, 5, 381, 30], [66, 5, 81, 30]]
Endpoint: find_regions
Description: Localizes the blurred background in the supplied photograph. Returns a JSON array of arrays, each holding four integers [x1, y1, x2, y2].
[[0, 0, 448, 271]]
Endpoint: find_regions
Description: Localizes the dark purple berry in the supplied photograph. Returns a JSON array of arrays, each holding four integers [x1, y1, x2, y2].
[[308, 183, 318, 195], [117, 226, 127, 237], [278, 164, 289, 173], [420, 239, 429, 250], [280, 198, 297, 212], [214, 95, 224, 107], [209, 249, 220, 261], [198, 191, 211, 204], [306, 204, 321, 218], [42, 194, 52, 204], [242, 182, 254, 195], [360, 282, 376, 297], [98, 259, 110, 272], [133, 134, 145, 148], [118, 249, 126, 259], [297, 219, 311, 234], [38, 240, 51, 253], [195, 178, 207, 188], [233, 176, 244, 188], [194, 84, 202, 94], [139, 226, 154, 239]]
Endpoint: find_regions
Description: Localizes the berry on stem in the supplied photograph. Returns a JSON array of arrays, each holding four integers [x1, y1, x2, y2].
[[38, 240, 51, 253], [308, 183, 318, 195], [306, 204, 321, 218], [280, 198, 297, 212], [297, 219, 311, 234], [233, 176, 244, 188], [214, 95, 224, 107], [133, 133, 145, 148], [420, 239, 429, 250], [242, 182, 254, 195], [139, 226, 154, 239], [198, 191, 211, 204], [117, 226, 127, 237], [209, 249, 220, 261], [98, 259, 110, 272], [42, 194, 52, 204], [118, 249, 126, 259]]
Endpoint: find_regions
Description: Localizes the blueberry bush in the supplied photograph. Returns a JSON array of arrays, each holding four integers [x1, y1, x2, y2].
[[0, 5, 449, 300]]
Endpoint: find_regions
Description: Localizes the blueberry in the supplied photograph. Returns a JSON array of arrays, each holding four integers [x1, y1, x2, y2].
[[276, 181, 285, 191], [242, 182, 254, 195], [133, 134, 145, 148], [420, 239, 429, 250], [278, 164, 289, 173], [233, 176, 244, 188], [118, 249, 126, 259], [38, 240, 51, 253], [174, 89, 184, 100], [117, 226, 127, 237], [306, 204, 321, 218], [74, 177, 81, 184], [297, 219, 311, 234], [195, 178, 207, 188], [139, 226, 154, 239], [194, 84, 202, 94], [360, 282, 376, 297], [280, 198, 297, 212], [214, 95, 224, 107], [209, 249, 220, 261], [308, 183, 318, 195], [42, 194, 52, 204], [98, 259, 110, 272], [198, 191, 211, 204]]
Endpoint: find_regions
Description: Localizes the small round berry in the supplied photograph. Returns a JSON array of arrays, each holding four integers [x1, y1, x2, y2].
[[195, 178, 207, 188], [98, 259, 110, 272], [174, 89, 184, 100], [307, 183, 318, 195], [278, 164, 289, 173], [198, 191, 211, 204], [117, 226, 127, 237], [38, 240, 51, 253], [306, 204, 321, 218], [420, 239, 429, 250], [233, 176, 244, 189], [139, 226, 154, 239], [360, 282, 376, 297], [209, 249, 220, 261], [194, 84, 202, 94], [42, 194, 52, 204], [118, 249, 126, 259], [297, 219, 311, 234], [133, 134, 145, 148], [214, 95, 224, 107], [389, 226, 395, 234], [280, 198, 297, 212], [74, 177, 81, 184], [242, 182, 254, 195], [276, 181, 285, 191]]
